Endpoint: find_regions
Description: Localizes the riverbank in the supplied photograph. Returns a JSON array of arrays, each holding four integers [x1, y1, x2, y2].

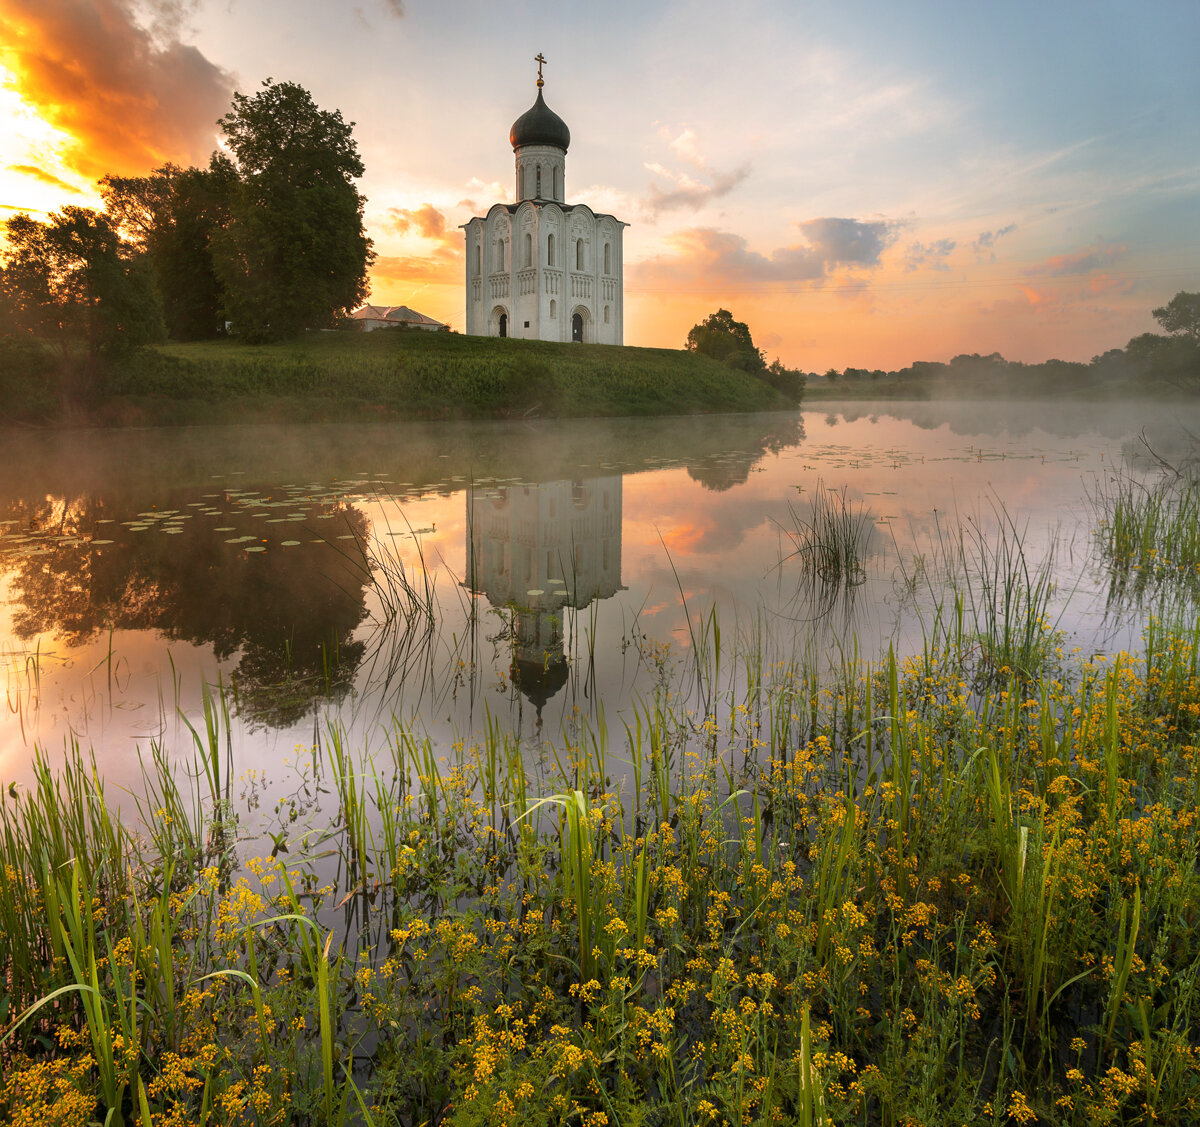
[[0, 331, 802, 426]]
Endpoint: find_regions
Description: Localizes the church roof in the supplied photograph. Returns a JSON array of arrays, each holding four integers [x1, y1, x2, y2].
[[510, 88, 570, 152]]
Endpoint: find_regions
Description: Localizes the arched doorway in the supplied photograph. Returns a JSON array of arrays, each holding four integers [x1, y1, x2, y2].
[[499, 313, 508, 338], [571, 312, 583, 342], [490, 305, 510, 337]]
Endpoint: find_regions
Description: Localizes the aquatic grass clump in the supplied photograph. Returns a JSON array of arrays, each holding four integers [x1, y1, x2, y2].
[[903, 506, 1061, 689], [778, 483, 873, 626], [1092, 470, 1200, 601]]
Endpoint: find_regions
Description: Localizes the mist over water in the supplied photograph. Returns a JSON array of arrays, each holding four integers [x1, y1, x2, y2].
[[1, 400, 1195, 810]]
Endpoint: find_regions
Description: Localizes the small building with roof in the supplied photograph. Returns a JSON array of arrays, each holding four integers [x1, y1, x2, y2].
[[350, 304, 447, 332], [461, 55, 627, 345]]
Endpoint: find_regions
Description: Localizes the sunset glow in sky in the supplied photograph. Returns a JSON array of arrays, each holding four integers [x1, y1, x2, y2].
[[1, 0, 1197, 370]]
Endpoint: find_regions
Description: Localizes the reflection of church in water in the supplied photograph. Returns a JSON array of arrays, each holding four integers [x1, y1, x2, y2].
[[466, 477, 622, 711]]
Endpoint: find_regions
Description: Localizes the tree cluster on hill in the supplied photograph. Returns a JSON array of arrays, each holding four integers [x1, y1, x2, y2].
[[0, 79, 374, 411], [686, 308, 806, 403], [809, 292, 1200, 398]]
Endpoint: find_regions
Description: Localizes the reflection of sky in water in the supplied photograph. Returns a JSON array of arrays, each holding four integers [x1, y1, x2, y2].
[[1, 402, 1197, 802]]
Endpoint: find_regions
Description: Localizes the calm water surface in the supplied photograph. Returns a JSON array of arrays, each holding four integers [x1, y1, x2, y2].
[[1, 400, 1194, 804]]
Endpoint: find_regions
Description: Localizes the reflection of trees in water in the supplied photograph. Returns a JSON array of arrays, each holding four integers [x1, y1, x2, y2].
[[829, 399, 1200, 444], [3, 490, 372, 728], [683, 416, 806, 492]]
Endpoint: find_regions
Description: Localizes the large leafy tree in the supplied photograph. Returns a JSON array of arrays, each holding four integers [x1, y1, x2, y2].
[[0, 207, 163, 379], [685, 308, 765, 371], [100, 158, 237, 340], [212, 79, 374, 341]]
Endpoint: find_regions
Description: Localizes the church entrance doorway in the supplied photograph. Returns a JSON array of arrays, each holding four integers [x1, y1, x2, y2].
[[499, 313, 508, 338], [571, 313, 583, 342]]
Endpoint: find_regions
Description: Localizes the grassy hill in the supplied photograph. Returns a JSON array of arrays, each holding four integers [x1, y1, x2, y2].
[[82, 330, 800, 425]]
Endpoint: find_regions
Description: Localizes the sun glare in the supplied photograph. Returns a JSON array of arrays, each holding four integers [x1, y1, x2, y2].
[[0, 63, 96, 218]]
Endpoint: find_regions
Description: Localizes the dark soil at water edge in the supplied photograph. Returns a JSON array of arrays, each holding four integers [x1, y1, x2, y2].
[[1, 331, 802, 426]]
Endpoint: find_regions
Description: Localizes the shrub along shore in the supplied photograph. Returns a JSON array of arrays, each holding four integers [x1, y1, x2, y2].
[[0, 331, 802, 427]]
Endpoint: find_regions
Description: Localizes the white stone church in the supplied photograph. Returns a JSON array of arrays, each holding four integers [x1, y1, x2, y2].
[[462, 60, 626, 345]]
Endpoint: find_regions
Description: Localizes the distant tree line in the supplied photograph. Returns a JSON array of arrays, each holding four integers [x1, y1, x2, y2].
[[813, 292, 1200, 397], [0, 80, 373, 411]]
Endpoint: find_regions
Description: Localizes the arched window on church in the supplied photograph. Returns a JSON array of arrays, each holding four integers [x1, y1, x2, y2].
[[554, 167, 560, 199], [519, 166, 525, 199], [474, 244, 481, 277], [604, 305, 610, 324], [547, 234, 555, 267], [524, 232, 532, 268], [536, 166, 542, 198], [550, 299, 556, 319], [575, 239, 583, 271], [603, 243, 611, 275], [497, 238, 506, 271]]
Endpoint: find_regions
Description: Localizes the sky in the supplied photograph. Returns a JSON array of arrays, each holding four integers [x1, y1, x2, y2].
[[1, 0, 1197, 371]]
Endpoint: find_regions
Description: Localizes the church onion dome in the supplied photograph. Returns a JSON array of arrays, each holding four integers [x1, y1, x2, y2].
[[510, 89, 570, 152]]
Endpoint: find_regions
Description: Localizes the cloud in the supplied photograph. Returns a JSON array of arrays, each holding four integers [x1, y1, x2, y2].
[[1027, 238, 1126, 277], [372, 203, 461, 290], [972, 223, 1017, 258], [8, 163, 81, 193], [798, 217, 899, 266], [643, 125, 750, 217], [371, 251, 460, 287], [0, 0, 233, 179], [629, 218, 900, 290], [381, 0, 403, 16], [645, 164, 750, 216], [385, 203, 446, 240], [457, 176, 510, 214], [903, 237, 956, 272]]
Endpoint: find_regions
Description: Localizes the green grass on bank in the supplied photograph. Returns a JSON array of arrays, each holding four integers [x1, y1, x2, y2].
[[76, 331, 797, 425]]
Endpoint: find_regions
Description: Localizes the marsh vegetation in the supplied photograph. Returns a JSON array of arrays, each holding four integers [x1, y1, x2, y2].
[[2, 405, 1200, 1124]]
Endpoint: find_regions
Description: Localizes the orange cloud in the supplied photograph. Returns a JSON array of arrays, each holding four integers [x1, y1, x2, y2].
[[372, 252, 460, 286], [1026, 238, 1125, 277], [0, 0, 233, 179], [7, 163, 81, 193], [385, 203, 446, 239], [629, 219, 900, 292]]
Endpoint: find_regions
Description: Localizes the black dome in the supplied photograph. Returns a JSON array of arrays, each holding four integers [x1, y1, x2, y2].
[[510, 89, 570, 152]]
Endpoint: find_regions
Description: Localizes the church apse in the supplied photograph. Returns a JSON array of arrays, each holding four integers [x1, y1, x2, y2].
[[465, 476, 622, 711]]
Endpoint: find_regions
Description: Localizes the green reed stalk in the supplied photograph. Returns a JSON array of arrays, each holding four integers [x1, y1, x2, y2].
[[1101, 883, 1141, 1063]]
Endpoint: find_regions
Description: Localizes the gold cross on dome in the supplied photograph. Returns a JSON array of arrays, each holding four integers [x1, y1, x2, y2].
[[535, 52, 547, 87]]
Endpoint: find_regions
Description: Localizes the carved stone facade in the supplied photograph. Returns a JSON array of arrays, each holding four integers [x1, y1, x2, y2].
[[462, 75, 626, 345]]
